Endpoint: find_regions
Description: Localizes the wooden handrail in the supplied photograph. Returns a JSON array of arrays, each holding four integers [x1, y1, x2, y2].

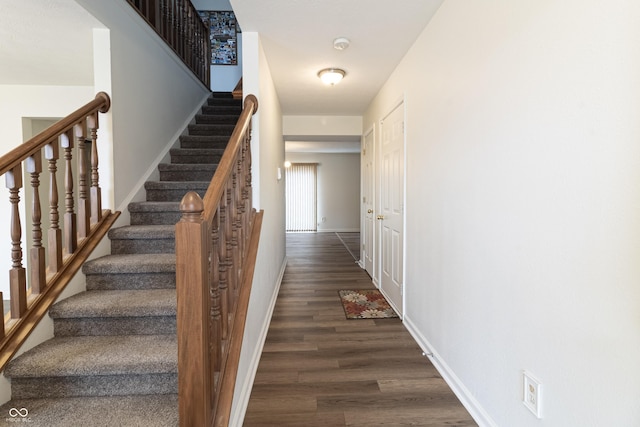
[[232, 78, 243, 100], [176, 94, 260, 427], [125, 0, 211, 88], [0, 93, 110, 176], [0, 93, 118, 372]]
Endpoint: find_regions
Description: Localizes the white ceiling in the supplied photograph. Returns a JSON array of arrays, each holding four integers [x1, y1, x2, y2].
[[230, 0, 444, 116], [0, 0, 443, 151], [0, 0, 101, 86]]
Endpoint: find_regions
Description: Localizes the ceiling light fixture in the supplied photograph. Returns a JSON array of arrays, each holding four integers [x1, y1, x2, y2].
[[318, 68, 346, 86], [333, 37, 350, 51]]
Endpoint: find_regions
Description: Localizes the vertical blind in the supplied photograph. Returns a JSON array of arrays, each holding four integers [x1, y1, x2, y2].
[[285, 163, 317, 232]]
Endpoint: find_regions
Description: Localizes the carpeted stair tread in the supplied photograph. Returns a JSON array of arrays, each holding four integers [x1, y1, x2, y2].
[[5, 335, 176, 378], [169, 148, 225, 164], [128, 201, 182, 225], [158, 163, 218, 171], [144, 180, 210, 190], [50, 289, 176, 319], [170, 147, 225, 156], [128, 201, 180, 213], [83, 253, 175, 274], [201, 105, 241, 115], [143, 181, 209, 202], [0, 394, 178, 427], [158, 163, 217, 181], [188, 123, 235, 136], [208, 98, 240, 105], [179, 134, 230, 147], [195, 114, 238, 124], [109, 224, 175, 240]]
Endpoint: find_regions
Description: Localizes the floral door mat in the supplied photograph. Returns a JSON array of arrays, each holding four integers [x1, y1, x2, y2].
[[338, 289, 399, 319]]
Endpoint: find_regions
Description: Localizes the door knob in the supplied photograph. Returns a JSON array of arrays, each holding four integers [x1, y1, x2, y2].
[[367, 209, 373, 214], [376, 215, 385, 220]]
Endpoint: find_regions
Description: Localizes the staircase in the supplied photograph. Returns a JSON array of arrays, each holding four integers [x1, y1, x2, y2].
[[0, 92, 241, 427]]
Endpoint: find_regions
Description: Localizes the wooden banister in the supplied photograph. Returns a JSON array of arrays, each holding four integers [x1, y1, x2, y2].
[[0, 93, 119, 372], [176, 94, 261, 427]]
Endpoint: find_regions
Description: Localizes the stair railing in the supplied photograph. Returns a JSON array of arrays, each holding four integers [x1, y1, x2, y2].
[[176, 94, 261, 427], [0, 93, 120, 372], [126, 0, 211, 88]]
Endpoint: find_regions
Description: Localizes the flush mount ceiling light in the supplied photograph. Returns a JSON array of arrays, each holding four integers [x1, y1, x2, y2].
[[333, 37, 350, 50], [318, 68, 346, 86]]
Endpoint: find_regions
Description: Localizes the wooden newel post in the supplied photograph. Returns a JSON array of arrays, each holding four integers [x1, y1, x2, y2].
[[176, 191, 212, 427]]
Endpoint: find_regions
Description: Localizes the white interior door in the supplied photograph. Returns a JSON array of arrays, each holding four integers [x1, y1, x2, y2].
[[362, 128, 375, 276], [379, 102, 404, 316]]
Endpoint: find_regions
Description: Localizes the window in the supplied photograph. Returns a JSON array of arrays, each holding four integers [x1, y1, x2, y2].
[[285, 163, 317, 232]]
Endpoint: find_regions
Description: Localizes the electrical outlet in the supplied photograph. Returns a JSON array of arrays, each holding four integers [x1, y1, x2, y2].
[[523, 371, 542, 418]]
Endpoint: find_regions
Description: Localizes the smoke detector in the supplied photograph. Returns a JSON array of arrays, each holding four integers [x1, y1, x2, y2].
[[333, 37, 350, 51]]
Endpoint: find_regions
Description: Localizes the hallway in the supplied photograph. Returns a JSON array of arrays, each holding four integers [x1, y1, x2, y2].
[[243, 233, 476, 426]]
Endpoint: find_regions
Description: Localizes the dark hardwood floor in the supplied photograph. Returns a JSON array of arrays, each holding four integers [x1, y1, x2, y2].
[[243, 232, 477, 426]]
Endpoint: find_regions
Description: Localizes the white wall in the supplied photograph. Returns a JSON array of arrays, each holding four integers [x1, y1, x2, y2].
[[230, 32, 287, 426], [76, 0, 211, 212], [283, 115, 362, 136], [286, 152, 360, 232], [364, 1, 640, 426], [0, 85, 95, 296]]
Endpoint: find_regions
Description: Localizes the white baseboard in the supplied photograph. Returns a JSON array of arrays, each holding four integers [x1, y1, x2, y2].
[[403, 315, 498, 427], [229, 256, 287, 427]]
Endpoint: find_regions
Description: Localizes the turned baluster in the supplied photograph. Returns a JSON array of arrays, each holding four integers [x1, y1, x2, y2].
[[209, 208, 222, 373], [76, 121, 90, 239], [228, 178, 241, 300], [87, 112, 102, 224], [46, 140, 63, 273], [6, 165, 27, 319], [241, 141, 251, 248], [61, 130, 77, 255], [27, 150, 46, 294], [244, 130, 254, 214], [234, 155, 246, 268], [224, 184, 236, 309], [218, 196, 229, 340], [179, 0, 187, 57]]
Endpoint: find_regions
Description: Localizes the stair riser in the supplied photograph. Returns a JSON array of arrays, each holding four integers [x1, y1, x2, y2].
[[170, 153, 222, 164], [86, 273, 176, 291], [195, 114, 238, 125], [179, 139, 228, 149], [11, 374, 176, 399], [207, 98, 241, 107], [130, 211, 182, 225], [202, 106, 241, 115], [111, 238, 175, 254], [145, 189, 206, 202], [54, 316, 175, 337], [159, 170, 215, 181], [188, 124, 235, 136]]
